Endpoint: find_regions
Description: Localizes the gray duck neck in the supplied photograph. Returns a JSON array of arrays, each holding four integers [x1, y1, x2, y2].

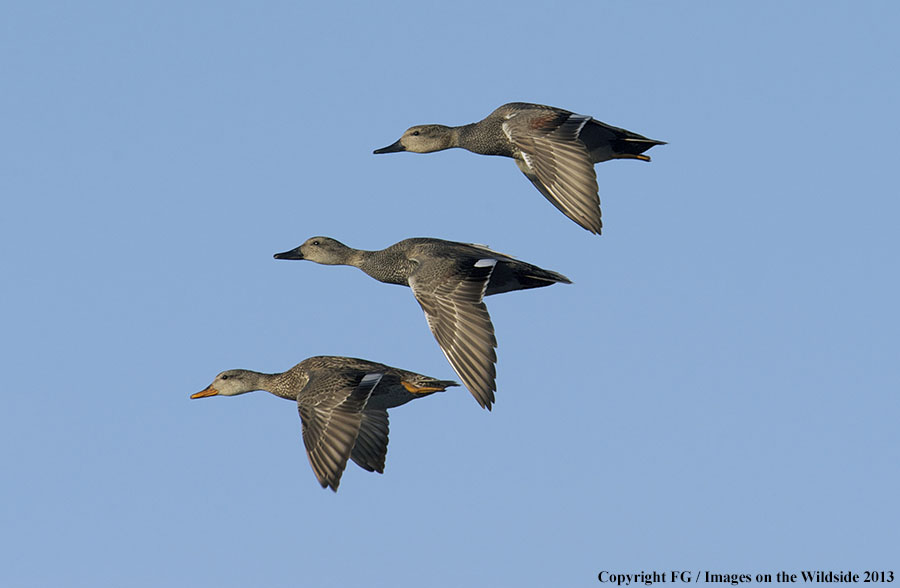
[[455, 121, 513, 157], [353, 246, 414, 286], [242, 371, 279, 393], [265, 370, 305, 401]]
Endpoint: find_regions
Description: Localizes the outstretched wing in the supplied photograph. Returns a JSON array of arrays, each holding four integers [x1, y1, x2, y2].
[[297, 372, 382, 491], [503, 111, 602, 234], [410, 258, 498, 410]]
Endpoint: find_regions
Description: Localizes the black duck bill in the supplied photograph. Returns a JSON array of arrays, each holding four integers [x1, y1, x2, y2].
[[273, 247, 304, 260], [373, 139, 406, 154]]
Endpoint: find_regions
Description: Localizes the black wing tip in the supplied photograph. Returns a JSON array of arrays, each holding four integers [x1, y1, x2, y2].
[[351, 461, 385, 474]]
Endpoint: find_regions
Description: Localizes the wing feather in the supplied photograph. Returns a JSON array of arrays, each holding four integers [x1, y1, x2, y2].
[[504, 112, 602, 234], [297, 372, 382, 491], [411, 260, 498, 409], [350, 409, 390, 473]]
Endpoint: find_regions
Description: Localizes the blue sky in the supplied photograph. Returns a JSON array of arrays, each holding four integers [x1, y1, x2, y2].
[[2, 1, 898, 586]]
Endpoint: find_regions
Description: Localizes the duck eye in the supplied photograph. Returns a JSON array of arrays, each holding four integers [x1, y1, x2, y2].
[[411, 131, 420, 136], [221, 374, 229, 380], [312, 240, 320, 246]]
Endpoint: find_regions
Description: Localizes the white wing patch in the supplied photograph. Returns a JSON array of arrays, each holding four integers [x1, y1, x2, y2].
[[571, 114, 591, 135], [360, 373, 383, 388], [474, 258, 497, 268]]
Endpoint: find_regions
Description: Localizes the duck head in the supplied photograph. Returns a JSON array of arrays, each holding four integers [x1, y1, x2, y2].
[[374, 124, 455, 154], [273, 236, 354, 265], [191, 369, 260, 399]]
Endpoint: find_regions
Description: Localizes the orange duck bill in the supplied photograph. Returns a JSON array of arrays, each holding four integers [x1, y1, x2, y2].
[[190, 386, 219, 399]]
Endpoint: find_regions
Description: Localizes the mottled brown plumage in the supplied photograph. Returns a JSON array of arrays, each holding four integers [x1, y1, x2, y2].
[[191, 355, 457, 492], [274, 237, 571, 410], [374, 102, 665, 234]]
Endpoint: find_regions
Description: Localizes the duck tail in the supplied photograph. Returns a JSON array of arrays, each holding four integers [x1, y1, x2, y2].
[[484, 263, 572, 296], [612, 129, 667, 160], [527, 266, 572, 285]]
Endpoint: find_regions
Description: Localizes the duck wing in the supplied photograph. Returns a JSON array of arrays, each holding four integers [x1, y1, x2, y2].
[[502, 110, 603, 234], [350, 409, 390, 474], [409, 258, 498, 410], [297, 371, 383, 491]]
